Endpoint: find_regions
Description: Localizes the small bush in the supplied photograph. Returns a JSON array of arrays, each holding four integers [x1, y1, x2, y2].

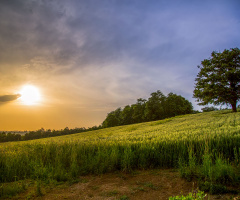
[[178, 148, 198, 181], [213, 157, 235, 184], [199, 181, 228, 194], [35, 180, 43, 197], [119, 195, 129, 200], [169, 190, 206, 200], [0, 181, 27, 198], [179, 149, 240, 195]]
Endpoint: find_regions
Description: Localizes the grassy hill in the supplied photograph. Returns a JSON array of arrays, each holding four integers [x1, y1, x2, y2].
[[1, 110, 240, 197]]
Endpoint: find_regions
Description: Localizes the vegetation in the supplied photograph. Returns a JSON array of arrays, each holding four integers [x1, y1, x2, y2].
[[201, 106, 219, 112], [169, 190, 206, 200], [0, 126, 101, 143], [193, 47, 240, 112], [179, 146, 240, 194], [102, 90, 193, 128], [1, 110, 240, 196]]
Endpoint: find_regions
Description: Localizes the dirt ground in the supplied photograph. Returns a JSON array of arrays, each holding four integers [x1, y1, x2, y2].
[[13, 169, 239, 200]]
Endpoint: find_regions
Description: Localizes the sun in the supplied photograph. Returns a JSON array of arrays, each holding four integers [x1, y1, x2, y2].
[[19, 85, 41, 105]]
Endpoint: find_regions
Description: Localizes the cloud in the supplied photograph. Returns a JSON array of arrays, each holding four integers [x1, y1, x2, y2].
[[0, 94, 21, 102], [0, 0, 239, 75], [0, 0, 239, 112]]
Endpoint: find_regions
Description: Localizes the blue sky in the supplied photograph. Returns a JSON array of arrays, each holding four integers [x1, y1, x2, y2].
[[0, 0, 240, 130]]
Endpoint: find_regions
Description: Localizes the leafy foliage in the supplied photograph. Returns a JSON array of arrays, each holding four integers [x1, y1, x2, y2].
[[193, 47, 240, 112], [102, 90, 193, 128], [169, 190, 206, 200], [179, 147, 239, 194], [201, 106, 218, 112], [0, 126, 102, 143]]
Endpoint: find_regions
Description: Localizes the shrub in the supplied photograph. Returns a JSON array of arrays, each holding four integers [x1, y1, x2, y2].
[[169, 190, 206, 200]]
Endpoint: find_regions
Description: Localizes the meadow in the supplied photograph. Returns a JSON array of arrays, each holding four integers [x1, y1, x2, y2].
[[1, 110, 240, 198]]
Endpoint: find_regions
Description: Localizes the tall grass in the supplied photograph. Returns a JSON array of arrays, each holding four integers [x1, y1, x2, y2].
[[1, 110, 240, 184]]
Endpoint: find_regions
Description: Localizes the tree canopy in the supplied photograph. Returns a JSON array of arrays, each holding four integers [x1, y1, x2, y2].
[[102, 90, 193, 128], [193, 48, 240, 112]]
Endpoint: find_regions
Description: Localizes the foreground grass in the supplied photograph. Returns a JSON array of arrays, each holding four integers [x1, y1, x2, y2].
[[1, 110, 240, 197]]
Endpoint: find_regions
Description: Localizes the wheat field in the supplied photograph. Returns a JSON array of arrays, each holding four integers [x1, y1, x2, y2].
[[1, 110, 240, 183]]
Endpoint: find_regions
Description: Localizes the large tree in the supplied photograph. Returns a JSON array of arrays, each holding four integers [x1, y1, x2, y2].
[[193, 48, 240, 112]]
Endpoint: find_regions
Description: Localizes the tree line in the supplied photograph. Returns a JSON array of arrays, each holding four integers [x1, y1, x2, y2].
[[0, 126, 101, 143], [102, 90, 194, 128]]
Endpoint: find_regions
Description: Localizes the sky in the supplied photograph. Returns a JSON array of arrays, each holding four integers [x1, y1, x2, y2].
[[0, 0, 240, 131]]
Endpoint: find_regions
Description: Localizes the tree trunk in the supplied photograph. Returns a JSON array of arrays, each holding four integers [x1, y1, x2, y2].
[[231, 102, 237, 112]]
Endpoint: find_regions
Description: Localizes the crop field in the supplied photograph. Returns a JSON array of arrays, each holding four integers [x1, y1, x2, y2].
[[1, 110, 240, 186]]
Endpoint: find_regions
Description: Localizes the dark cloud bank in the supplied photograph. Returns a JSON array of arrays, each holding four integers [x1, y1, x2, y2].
[[0, 94, 21, 102]]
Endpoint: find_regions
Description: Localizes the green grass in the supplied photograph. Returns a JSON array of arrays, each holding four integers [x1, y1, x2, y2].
[[1, 110, 240, 197], [0, 180, 27, 198], [169, 190, 206, 200]]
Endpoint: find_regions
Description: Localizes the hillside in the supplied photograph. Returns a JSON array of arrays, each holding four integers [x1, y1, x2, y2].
[[2, 110, 240, 146], [1, 110, 240, 199], [1, 110, 240, 172]]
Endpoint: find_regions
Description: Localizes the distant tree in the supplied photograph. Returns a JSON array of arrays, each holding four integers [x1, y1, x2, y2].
[[193, 48, 240, 112], [145, 90, 166, 121], [121, 105, 134, 125], [0, 125, 102, 143], [62, 127, 70, 135], [0, 132, 6, 142], [192, 110, 201, 114], [165, 93, 193, 117], [88, 125, 101, 131], [102, 108, 122, 128], [132, 98, 147, 123], [201, 106, 219, 112]]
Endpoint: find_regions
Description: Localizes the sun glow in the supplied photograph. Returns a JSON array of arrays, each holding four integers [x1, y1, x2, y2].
[[19, 85, 41, 105]]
